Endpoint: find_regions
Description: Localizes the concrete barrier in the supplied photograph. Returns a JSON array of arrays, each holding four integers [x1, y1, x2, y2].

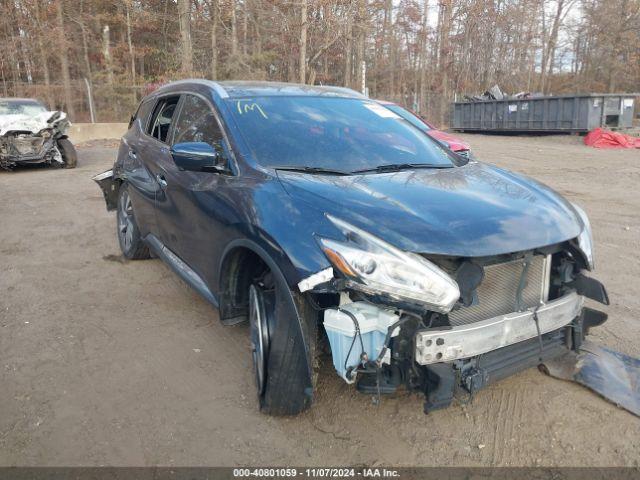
[[69, 123, 128, 143]]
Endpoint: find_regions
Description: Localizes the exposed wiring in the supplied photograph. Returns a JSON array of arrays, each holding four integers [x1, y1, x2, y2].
[[338, 307, 367, 381]]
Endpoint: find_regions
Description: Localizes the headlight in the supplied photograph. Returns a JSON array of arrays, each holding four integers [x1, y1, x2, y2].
[[318, 215, 460, 313], [38, 128, 52, 138], [571, 203, 594, 270]]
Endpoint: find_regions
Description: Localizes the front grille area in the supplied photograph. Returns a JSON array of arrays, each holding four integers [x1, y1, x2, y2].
[[448, 255, 550, 326], [11, 136, 45, 156]]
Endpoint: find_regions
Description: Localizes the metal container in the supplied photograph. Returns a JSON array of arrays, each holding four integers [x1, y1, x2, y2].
[[451, 94, 636, 133]]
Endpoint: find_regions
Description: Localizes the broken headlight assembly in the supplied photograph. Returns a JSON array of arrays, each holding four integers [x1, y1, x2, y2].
[[571, 203, 594, 270], [318, 215, 460, 313]]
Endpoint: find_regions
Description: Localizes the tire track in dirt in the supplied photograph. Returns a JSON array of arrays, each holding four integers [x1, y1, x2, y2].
[[488, 384, 528, 466]]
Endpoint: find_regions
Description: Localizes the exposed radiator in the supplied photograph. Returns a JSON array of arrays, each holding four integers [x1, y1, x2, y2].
[[448, 255, 551, 326]]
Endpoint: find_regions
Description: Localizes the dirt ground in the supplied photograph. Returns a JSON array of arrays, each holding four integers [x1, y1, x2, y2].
[[1, 134, 639, 467]]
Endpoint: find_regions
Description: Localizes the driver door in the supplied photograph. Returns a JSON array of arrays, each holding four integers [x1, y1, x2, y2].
[[154, 93, 230, 277]]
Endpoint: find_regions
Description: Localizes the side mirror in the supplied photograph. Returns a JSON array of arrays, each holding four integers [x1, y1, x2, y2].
[[170, 142, 229, 173]]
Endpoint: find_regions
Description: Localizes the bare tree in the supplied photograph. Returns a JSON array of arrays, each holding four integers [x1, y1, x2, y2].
[[56, 0, 75, 119], [179, 0, 193, 74], [299, 0, 307, 83]]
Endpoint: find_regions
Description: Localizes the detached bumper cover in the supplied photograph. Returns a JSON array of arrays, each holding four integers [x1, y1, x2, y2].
[[415, 291, 584, 365], [92, 169, 119, 211]]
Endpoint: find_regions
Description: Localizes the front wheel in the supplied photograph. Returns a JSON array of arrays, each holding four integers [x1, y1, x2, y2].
[[249, 271, 317, 416], [57, 138, 77, 168], [116, 183, 150, 260]]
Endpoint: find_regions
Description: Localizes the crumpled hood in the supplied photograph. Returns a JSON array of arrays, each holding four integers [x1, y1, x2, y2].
[[0, 111, 68, 136], [278, 162, 583, 257]]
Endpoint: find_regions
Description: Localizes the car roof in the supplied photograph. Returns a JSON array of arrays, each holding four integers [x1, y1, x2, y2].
[[151, 79, 366, 100]]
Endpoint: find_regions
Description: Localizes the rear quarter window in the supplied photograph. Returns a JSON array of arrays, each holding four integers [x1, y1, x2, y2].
[[130, 99, 154, 129]]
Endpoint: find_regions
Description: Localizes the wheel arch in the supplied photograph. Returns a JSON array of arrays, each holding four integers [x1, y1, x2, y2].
[[217, 238, 318, 413], [217, 238, 299, 325]]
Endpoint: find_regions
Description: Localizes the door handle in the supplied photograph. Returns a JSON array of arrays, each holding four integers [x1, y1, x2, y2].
[[156, 173, 168, 189]]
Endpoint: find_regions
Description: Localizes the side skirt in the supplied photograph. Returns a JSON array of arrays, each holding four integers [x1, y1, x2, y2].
[[144, 234, 219, 308]]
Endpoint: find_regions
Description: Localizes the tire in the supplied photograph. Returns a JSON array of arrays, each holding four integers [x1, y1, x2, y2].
[[57, 138, 77, 168], [116, 183, 151, 260], [249, 271, 318, 416]]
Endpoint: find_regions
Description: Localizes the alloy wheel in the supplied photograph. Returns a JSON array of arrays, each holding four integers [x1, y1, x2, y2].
[[249, 284, 271, 396], [118, 190, 135, 252]]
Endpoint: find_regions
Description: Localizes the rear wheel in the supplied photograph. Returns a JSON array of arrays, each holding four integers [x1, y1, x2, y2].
[[57, 138, 77, 168], [249, 270, 317, 415], [116, 183, 150, 260]]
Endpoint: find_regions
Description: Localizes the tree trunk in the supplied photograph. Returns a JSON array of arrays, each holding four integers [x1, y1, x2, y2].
[[419, 0, 429, 113], [210, 0, 218, 79], [33, 0, 53, 109], [438, 0, 452, 125], [344, 11, 352, 88], [354, 0, 366, 93], [179, 0, 193, 74], [102, 25, 115, 86], [79, 0, 93, 88], [541, 0, 568, 93], [56, 1, 75, 119], [231, 1, 238, 56], [242, 0, 248, 56], [299, 0, 307, 83], [126, 3, 137, 103]]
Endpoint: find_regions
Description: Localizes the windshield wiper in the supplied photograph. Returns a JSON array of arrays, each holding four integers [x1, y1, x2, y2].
[[274, 165, 350, 176], [351, 163, 453, 174]]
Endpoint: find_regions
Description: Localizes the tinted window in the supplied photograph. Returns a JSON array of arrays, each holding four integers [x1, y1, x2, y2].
[[0, 100, 47, 115], [147, 96, 180, 143], [172, 95, 224, 151], [226, 97, 456, 172]]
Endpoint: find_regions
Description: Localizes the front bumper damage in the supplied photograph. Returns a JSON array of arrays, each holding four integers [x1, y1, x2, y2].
[[0, 110, 70, 170], [0, 134, 63, 169], [414, 291, 583, 365], [307, 249, 613, 414]]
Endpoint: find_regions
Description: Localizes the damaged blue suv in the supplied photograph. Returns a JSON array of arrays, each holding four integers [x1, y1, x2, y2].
[[94, 80, 609, 415]]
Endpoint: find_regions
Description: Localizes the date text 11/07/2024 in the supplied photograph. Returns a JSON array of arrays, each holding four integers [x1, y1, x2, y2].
[[232, 468, 401, 478]]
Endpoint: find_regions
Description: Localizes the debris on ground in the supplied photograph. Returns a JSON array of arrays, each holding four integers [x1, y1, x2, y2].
[[584, 128, 640, 149], [541, 340, 640, 417]]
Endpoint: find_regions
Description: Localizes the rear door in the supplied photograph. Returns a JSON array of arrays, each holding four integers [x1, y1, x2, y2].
[[116, 98, 159, 235], [136, 95, 182, 250], [154, 93, 230, 277]]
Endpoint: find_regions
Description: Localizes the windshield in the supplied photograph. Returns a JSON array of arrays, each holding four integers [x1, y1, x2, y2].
[[383, 104, 431, 133], [0, 101, 47, 116], [226, 96, 457, 171]]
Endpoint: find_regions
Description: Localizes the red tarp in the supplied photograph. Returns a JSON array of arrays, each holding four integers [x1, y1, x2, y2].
[[584, 128, 640, 149]]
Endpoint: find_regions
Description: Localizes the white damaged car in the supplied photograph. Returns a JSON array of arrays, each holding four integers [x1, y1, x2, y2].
[[0, 98, 77, 170]]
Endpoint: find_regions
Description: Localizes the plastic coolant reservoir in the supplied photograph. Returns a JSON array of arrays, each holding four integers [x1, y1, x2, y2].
[[323, 302, 400, 383]]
